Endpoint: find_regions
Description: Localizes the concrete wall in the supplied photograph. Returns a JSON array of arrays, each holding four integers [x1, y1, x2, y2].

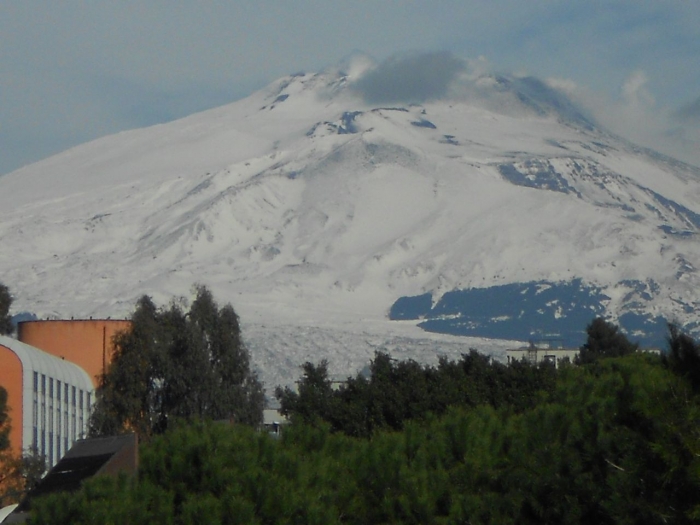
[[17, 320, 131, 388]]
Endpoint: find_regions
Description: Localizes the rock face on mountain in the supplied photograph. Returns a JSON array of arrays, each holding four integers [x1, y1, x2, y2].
[[1, 61, 699, 369]]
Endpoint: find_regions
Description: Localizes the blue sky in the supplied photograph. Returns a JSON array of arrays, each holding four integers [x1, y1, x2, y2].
[[1, 1, 699, 175]]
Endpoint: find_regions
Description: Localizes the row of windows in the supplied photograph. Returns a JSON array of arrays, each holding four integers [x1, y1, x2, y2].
[[33, 372, 87, 409], [31, 372, 92, 467]]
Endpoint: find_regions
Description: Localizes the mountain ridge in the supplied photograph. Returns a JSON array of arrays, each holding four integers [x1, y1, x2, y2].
[[1, 65, 699, 383]]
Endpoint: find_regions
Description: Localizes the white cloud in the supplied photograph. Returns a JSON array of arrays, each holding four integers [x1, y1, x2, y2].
[[545, 77, 579, 96], [543, 70, 700, 168], [621, 71, 655, 110]]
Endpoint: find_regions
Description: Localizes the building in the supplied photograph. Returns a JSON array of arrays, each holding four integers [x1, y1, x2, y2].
[[262, 409, 288, 437], [506, 340, 579, 369], [17, 319, 131, 388], [0, 336, 93, 467], [0, 319, 131, 468], [506, 341, 663, 368]]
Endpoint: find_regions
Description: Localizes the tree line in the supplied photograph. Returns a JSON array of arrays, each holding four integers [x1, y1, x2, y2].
[[89, 285, 264, 439], [3, 278, 700, 522], [0, 282, 264, 506], [273, 317, 649, 437], [28, 330, 700, 524]]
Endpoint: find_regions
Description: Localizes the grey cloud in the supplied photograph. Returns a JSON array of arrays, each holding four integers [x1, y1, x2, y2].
[[351, 52, 466, 104], [675, 97, 700, 124]]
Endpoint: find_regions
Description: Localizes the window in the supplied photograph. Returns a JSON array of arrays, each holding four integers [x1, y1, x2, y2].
[[78, 391, 84, 438], [32, 371, 39, 451], [41, 390, 46, 436], [49, 378, 54, 433]]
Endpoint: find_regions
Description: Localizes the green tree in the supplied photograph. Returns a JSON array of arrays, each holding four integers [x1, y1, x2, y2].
[[664, 323, 700, 392], [278, 349, 557, 438], [0, 388, 46, 506], [576, 317, 638, 364], [0, 283, 13, 335], [275, 360, 336, 425], [26, 353, 700, 524], [89, 286, 264, 439]]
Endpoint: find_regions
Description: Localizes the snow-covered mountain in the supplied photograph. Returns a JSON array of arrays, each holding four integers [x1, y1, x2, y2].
[[1, 58, 699, 386]]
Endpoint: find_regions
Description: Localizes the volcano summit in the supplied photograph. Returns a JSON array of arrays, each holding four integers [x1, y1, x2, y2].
[[1, 56, 699, 384]]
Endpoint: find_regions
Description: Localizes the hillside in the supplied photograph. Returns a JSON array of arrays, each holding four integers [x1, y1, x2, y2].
[[1, 58, 699, 384]]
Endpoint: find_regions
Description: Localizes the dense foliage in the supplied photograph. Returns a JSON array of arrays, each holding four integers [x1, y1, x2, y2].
[[28, 350, 700, 524], [576, 317, 639, 364], [22, 319, 700, 523], [275, 350, 557, 437], [278, 317, 649, 436], [89, 286, 264, 439], [0, 387, 45, 506], [0, 282, 13, 335], [665, 323, 700, 393], [0, 452, 46, 507]]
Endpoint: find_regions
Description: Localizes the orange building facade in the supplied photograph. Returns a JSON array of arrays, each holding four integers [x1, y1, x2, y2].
[[0, 319, 131, 467], [0, 336, 94, 466], [18, 319, 132, 388], [0, 341, 23, 459]]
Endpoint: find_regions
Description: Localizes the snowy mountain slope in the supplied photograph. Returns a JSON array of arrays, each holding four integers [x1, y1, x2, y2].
[[1, 64, 699, 385]]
